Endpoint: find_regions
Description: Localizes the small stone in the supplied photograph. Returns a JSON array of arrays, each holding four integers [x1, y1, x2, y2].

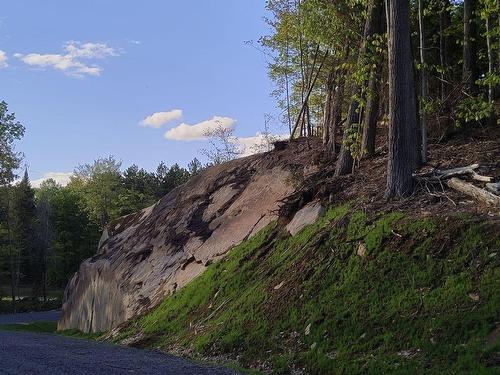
[[274, 281, 284, 290], [305, 323, 311, 336], [357, 242, 367, 257], [468, 293, 480, 302]]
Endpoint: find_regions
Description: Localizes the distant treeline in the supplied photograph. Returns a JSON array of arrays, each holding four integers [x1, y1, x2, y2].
[[0, 113, 203, 308]]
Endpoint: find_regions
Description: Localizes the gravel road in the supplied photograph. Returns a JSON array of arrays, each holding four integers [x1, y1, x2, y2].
[[0, 312, 237, 375]]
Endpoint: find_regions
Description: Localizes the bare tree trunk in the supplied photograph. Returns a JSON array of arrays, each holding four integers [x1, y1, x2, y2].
[[418, 0, 428, 164], [291, 48, 327, 138], [322, 70, 335, 144], [463, 0, 478, 94], [385, 0, 418, 198], [361, 61, 382, 157], [486, 16, 493, 103], [285, 42, 292, 135], [439, 0, 451, 101]]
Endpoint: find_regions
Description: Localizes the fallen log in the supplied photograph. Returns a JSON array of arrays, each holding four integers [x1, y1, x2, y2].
[[447, 178, 500, 206], [415, 163, 478, 180], [414, 163, 493, 183], [486, 182, 500, 194]]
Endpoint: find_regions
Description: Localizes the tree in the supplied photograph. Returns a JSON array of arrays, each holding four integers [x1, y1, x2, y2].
[[0, 101, 25, 185], [10, 170, 37, 298], [187, 158, 203, 176], [385, 0, 418, 198], [463, 0, 479, 94], [119, 165, 157, 214], [335, 0, 384, 175], [155, 162, 190, 198], [38, 180, 100, 288], [200, 123, 242, 165], [417, 0, 428, 164], [72, 156, 123, 227]]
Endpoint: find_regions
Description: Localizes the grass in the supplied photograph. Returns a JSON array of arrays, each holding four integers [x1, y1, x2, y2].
[[0, 321, 58, 333], [115, 205, 500, 374]]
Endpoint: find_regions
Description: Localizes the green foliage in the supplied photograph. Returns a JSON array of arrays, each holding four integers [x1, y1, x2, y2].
[[119, 208, 500, 374], [455, 96, 495, 124], [0, 101, 25, 185]]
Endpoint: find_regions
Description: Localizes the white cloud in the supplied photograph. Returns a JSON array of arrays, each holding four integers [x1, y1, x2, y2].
[[130, 40, 141, 45], [165, 116, 236, 141], [236, 133, 289, 157], [0, 50, 7, 68], [31, 172, 73, 188], [15, 41, 119, 77], [140, 109, 183, 128]]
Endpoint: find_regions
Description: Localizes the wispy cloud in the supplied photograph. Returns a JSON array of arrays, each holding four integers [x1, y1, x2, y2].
[[0, 50, 7, 68], [15, 41, 120, 77], [164, 116, 236, 141], [31, 172, 73, 188], [140, 109, 183, 128]]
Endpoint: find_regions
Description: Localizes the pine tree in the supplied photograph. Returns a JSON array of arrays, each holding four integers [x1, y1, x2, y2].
[[10, 170, 38, 298]]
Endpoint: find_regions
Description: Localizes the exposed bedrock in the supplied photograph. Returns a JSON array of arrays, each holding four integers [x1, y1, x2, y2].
[[58, 140, 321, 332]]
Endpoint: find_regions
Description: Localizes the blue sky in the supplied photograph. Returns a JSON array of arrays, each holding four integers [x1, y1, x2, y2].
[[0, 1, 281, 185]]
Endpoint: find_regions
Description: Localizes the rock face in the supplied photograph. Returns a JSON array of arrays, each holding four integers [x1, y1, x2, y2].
[[58, 140, 321, 332], [286, 201, 325, 236]]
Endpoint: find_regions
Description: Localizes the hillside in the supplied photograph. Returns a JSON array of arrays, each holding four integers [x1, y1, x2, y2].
[[91, 127, 500, 374]]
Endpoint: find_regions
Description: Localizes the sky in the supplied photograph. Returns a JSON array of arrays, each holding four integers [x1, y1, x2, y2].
[[0, 0, 282, 187]]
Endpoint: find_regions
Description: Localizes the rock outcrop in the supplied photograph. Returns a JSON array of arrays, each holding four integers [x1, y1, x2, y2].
[[58, 139, 321, 332]]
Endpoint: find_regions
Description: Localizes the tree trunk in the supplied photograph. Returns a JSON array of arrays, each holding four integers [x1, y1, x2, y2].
[[463, 0, 478, 94], [361, 1, 385, 158], [486, 16, 493, 103], [322, 70, 336, 144], [361, 62, 382, 158], [335, 0, 383, 175], [418, 0, 428, 164], [439, 0, 451, 100], [326, 73, 346, 158], [335, 101, 359, 175], [385, 0, 418, 198]]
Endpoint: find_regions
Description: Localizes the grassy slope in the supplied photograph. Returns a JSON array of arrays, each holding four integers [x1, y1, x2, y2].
[[115, 205, 500, 374]]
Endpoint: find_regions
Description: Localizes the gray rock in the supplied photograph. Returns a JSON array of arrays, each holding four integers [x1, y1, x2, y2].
[[59, 140, 323, 333], [286, 201, 325, 236]]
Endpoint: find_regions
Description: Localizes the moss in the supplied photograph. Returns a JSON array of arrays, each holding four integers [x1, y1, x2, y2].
[[118, 207, 500, 374]]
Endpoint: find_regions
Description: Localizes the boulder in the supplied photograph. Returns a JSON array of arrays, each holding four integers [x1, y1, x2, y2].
[[58, 139, 322, 332], [286, 201, 325, 236]]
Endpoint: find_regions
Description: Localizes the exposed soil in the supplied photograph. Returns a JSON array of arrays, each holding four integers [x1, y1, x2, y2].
[[283, 124, 500, 220]]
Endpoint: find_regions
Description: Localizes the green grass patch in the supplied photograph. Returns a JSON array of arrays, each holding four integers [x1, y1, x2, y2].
[[0, 321, 58, 333], [117, 207, 500, 374]]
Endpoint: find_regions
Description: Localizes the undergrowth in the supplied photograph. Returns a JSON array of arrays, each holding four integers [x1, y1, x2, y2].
[[115, 205, 500, 374]]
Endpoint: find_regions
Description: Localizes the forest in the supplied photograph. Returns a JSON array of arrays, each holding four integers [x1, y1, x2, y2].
[[262, 0, 499, 194], [1, 0, 499, 319]]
